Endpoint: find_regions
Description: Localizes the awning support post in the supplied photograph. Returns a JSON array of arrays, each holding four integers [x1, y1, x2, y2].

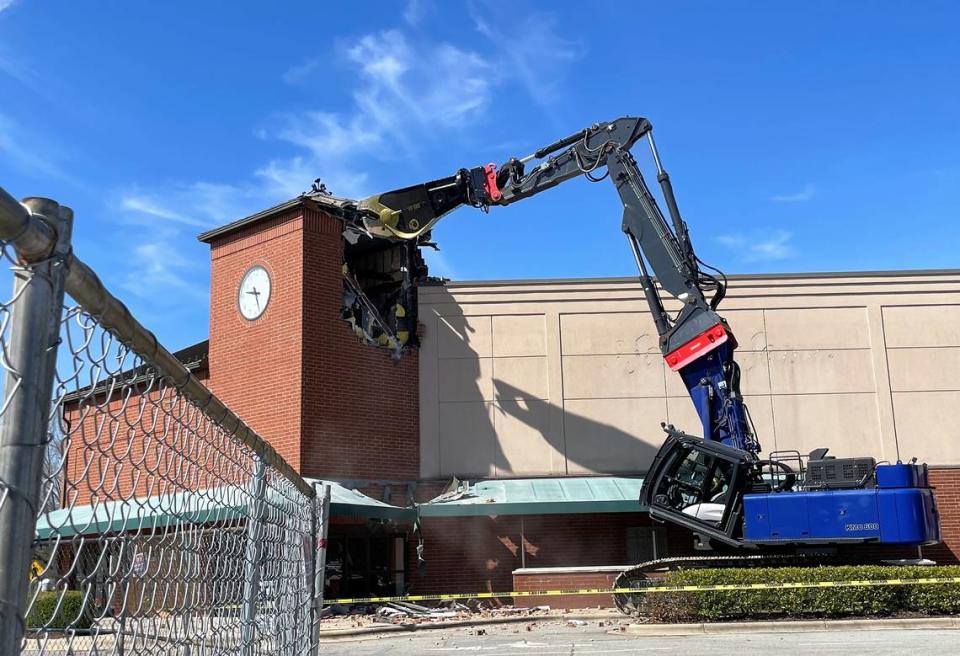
[[520, 516, 526, 569]]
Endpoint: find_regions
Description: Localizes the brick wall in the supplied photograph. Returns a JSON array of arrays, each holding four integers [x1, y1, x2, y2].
[[407, 512, 652, 596], [206, 206, 419, 480], [207, 209, 306, 470], [513, 570, 621, 609], [926, 468, 960, 563], [62, 368, 211, 507]]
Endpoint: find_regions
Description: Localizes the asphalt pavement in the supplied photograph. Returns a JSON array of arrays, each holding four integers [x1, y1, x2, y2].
[[319, 623, 960, 655]]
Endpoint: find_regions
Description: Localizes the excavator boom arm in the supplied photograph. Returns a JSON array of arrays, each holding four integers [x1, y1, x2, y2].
[[346, 115, 756, 453], [331, 114, 940, 553]]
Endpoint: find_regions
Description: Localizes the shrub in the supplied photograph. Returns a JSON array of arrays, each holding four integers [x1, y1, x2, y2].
[[903, 569, 960, 614], [641, 565, 960, 623], [26, 590, 92, 630]]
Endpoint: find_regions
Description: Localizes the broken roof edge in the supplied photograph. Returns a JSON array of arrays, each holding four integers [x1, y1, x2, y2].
[[197, 192, 355, 244], [419, 498, 647, 517], [417, 476, 647, 518], [307, 478, 417, 522]]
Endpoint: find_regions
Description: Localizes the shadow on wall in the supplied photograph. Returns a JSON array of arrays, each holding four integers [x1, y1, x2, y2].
[[436, 312, 667, 477], [492, 378, 661, 476]]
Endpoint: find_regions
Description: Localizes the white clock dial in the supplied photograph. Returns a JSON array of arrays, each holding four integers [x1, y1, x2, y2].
[[238, 265, 271, 320]]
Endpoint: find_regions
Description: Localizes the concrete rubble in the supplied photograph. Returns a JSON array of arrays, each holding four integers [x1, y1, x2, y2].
[[319, 600, 611, 631]]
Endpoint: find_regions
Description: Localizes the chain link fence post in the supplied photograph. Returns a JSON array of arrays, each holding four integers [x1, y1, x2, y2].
[[0, 197, 72, 656], [240, 456, 268, 655], [310, 484, 330, 654]]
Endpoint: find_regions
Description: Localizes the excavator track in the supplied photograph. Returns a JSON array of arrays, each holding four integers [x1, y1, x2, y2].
[[612, 552, 836, 616]]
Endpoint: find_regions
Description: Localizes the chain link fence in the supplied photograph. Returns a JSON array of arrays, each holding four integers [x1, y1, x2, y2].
[[0, 192, 323, 655]]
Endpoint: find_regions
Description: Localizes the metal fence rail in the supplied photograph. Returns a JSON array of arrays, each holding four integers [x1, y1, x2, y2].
[[0, 189, 319, 655]]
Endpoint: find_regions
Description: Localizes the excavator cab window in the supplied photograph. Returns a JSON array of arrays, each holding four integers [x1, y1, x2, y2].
[[656, 448, 733, 522], [641, 430, 756, 548]]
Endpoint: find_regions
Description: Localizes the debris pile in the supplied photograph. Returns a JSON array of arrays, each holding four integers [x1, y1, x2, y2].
[[376, 601, 460, 622], [320, 600, 554, 629]]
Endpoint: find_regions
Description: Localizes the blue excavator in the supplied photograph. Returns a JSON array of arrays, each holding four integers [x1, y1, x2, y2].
[[330, 116, 940, 587]]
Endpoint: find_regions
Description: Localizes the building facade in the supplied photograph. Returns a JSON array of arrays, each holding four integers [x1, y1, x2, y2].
[[414, 270, 960, 591], [61, 195, 960, 600], [418, 272, 960, 475]]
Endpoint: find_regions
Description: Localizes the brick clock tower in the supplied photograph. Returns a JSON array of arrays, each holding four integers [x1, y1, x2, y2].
[[199, 197, 419, 482]]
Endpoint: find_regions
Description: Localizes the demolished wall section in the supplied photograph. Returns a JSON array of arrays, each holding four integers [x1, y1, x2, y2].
[[300, 206, 420, 480]]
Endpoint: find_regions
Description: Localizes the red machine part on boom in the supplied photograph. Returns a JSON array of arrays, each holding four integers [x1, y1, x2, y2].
[[482, 163, 502, 202], [663, 322, 730, 371]]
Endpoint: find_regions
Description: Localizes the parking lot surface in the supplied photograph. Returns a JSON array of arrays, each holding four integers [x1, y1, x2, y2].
[[321, 623, 960, 655]]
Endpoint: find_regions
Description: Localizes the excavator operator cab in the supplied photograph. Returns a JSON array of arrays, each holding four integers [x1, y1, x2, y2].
[[640, 429, 759, 548]]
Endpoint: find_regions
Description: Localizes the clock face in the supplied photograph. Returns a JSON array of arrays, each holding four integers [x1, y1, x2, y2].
[[238, 265, 271, 320]]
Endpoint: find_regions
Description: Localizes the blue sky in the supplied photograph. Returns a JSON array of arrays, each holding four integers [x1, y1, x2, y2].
[[1, 1, 958, 351]]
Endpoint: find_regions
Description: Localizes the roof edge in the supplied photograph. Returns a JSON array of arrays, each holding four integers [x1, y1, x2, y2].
[[427, 268, 960, 288], [198, 198, 304, 243], [197, 193, 354, 244], [61, 339, 209, 404]]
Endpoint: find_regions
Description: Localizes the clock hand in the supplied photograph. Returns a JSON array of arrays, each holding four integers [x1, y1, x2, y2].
[[246, 286, 261, 310]]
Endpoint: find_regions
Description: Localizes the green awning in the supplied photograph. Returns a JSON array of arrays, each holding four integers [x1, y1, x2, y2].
[[418, 476, 646, 517], [35, 480, 414, 540], [35, 486, 250, 540], [34, 477, 640, 538]]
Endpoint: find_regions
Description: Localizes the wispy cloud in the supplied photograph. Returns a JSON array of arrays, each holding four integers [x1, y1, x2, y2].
[[114, 28, 487, 224], [255, 155, 370, 200], [750, 230, 794, 260], [112, 7, 582, 248], [1, 34, 71, 101], [117, 182, 256, 229], [120, 196, 201, 226], [0, 112, 76, 183], [116, 5, 583, 212], [272, 111, 381, 159], [110, 185, 245, 330], [469, 1, 585, 107], [261, 29, 494, 198], [717, 230, 795, 262], [348, 30, 492, 128], [0, 1, 15, 14], [0, 51, 28, 84], [403, 0, 430, 26], [119, 240, 207, 303], [282, 58, 321, 85], [255, 110, 378, 198], [771, 184, 815, 202]]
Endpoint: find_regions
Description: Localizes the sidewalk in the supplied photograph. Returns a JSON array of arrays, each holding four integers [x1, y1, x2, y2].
[[625, 616, 960, 636]]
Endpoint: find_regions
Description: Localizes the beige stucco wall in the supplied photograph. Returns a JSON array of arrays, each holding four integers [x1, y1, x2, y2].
[[417, 271, 960, 479]]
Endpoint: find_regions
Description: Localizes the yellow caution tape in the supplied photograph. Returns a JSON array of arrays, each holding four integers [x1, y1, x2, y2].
[[324, 577, 960, 605]]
